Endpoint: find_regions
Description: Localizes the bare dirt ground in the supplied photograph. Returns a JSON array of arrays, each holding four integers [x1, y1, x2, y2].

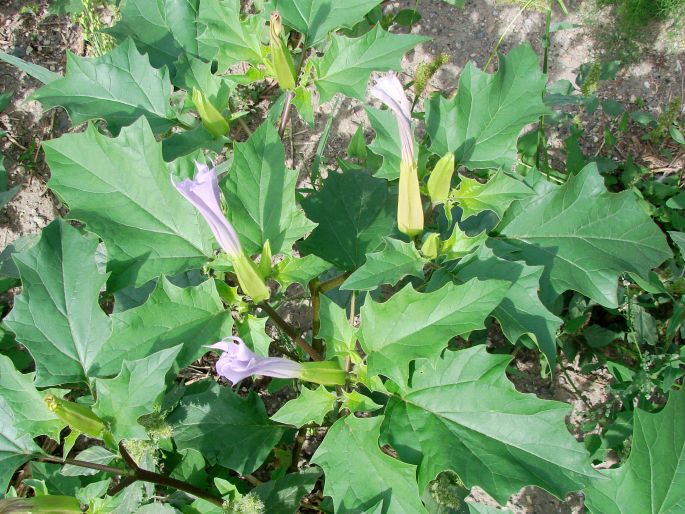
[[0, 0, 683, 512]]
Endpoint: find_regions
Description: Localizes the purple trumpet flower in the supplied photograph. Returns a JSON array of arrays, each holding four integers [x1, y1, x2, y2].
[[172, 162, 242, 258], [209, 337, 303, 385], [370, 71, 415, 164]]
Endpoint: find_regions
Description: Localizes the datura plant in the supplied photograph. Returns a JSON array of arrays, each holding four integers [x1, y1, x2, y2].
[[0, 0, 683, 513]]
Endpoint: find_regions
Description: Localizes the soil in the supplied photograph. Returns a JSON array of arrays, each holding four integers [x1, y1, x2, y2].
[[0, 0, 683, 512]]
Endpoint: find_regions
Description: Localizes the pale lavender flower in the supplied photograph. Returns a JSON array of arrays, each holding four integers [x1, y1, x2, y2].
[[208, 337, 302, 385], [172, 162, 242, 257], [370, 71, 414, 163]]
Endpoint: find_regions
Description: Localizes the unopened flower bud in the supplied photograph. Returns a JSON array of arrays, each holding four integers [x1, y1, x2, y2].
[[259, 240, 272, 279], [192, 88, 229, 137], [0, 496, 81, 513], [270, 12, 297, 91], [420, 232, 440, 259], [44, 394, 106, 439], [427, 152, 455, 205]]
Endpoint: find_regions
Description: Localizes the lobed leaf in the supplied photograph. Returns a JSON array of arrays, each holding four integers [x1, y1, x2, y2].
[[383, 345, 600, 503], [4, 220, 111, 387], [33, 39, 173, 135], [44, 118, 214, 291]]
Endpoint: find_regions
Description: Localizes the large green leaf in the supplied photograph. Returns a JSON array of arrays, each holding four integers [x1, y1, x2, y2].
[[359, 279, 509, 385], [314, 26, 428, 102], [299, 170, 396, 271], [341, 237, 426, 291], [312, 415, 426, 513], [585, 387, 685, 514], [93, 346, 182, 442], [221, 122, 315, 255], [425, 44, 548, 170], [268, 0, 383, 46], [44, 118, 214, 291], [168, 381, 284, 474], [383, 345, 599, 504], [451, 171, 534, 220], [4, 220, 111, 387], [108, 0, 213, 72], [198, 0, 264, 67], [33, 39, 173, 135], [91, 277, 232, 378], [0, 355, 63, 441], [455, 243, 562, 368], [499, 164, 672, 307], [0, 398, 43, 495]]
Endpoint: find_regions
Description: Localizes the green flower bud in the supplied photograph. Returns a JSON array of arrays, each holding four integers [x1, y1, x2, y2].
[[420, 232, 440, 260], [192, 88, 229, 137], [299, 361, 347, 386], [398, 160, 424, 237], [232, 250, 270, 303], [269, 12, 297, 91], [0, 496, 81, 513], [44, 394, 106, 439], [259, 240, 272, 279], [427, 152, 455, 205]]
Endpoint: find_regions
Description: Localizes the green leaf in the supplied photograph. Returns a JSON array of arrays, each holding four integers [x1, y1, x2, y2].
[[455, 243, 562, 367], [173, 55, 231, 105], [198, 0, 264, 67], [452, 171, 534, 220], [92, 277, 232, 378], [341, 237, 426, 291], [425, 44, 548, 170], [253, 468, 321, 514], [4, 220, 111, 387], [236, 315, 271, 357], [312, 415, 426, 513], [360, 279, 509, 385], [366, 107, 402, 180], [269, 0, 383, 46], [0, 155, 20, 209], [273, 254, 331, 288], [221, 122, 315, 255], [44, 118, 214, 291], [33, 39, 173, 135], [0, 398, 43, 495], [299, 170, 396, 271], [168, 381, 285, 474], [669, 231, 685, 256], [93, 346, 181, 442], [0, 355, 63, 441], [108, 0, 213, 72], [271, 386, 336, 427], [383, 345, 599, 504], [585, 387, 685, 514], [499, 164, 672, 307], [0, 51, 61, 84], [314, 26, 428, 103], [62, 447, 116, 477], [318, 295, 356, 362]]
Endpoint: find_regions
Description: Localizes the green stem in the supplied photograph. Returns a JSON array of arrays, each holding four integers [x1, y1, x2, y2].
[[536, 0, 553, 173], [260, 301, 323, 360], [36, 444, 225, 508]]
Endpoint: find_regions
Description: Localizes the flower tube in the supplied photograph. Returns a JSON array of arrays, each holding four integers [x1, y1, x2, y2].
[[173, 163, 269, 303], [370, 72, 424, 236]]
